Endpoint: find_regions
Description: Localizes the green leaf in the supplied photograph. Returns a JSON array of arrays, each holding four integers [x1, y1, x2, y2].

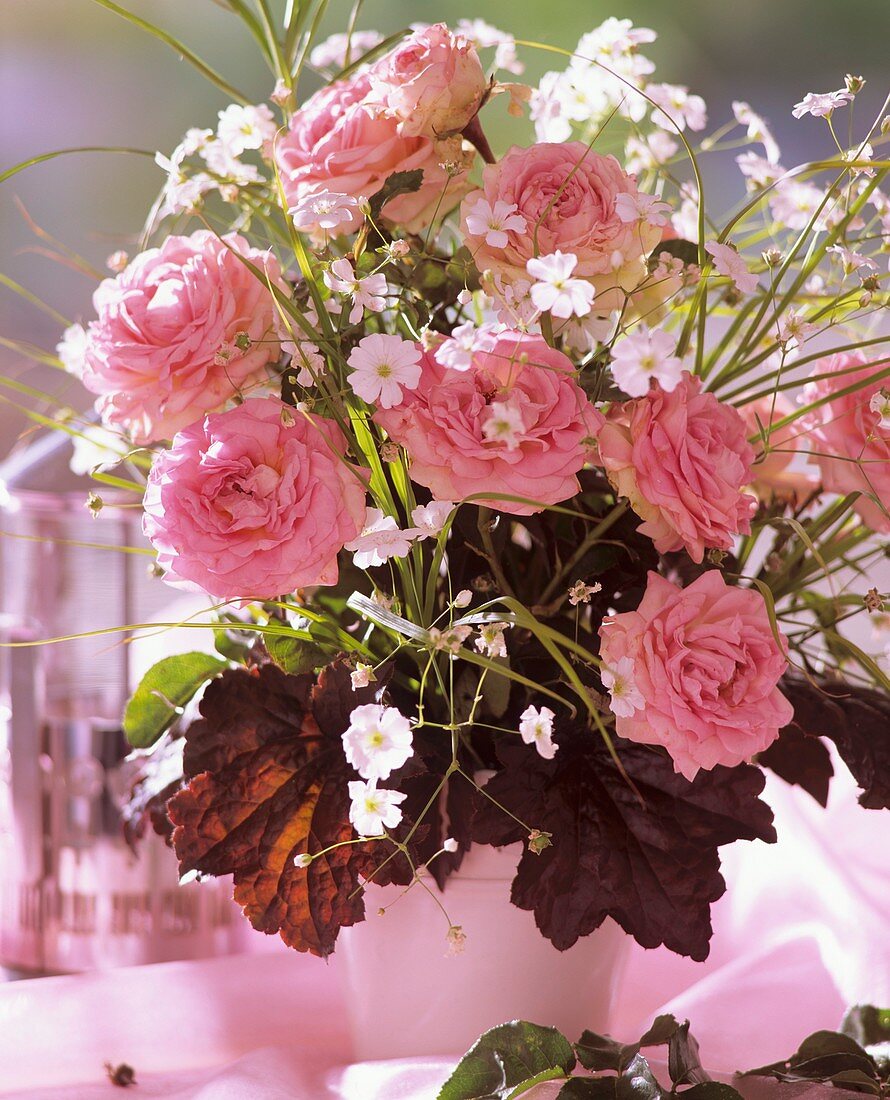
[[265, 633, 326, 675], [123, 652, 226, 748], [438, 1021, 576, 1100], [841, 1006, 890, 1049], [368, 169, 425, 222]]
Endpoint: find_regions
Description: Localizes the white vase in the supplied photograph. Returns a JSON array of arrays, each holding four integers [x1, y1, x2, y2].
[[337, 841, 630, 1061]]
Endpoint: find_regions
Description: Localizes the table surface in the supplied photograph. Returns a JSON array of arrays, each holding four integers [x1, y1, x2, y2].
[[0, 757, 885, 1098]]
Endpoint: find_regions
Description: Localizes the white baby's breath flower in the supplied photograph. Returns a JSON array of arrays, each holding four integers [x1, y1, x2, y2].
[[475, 622, 509, 658], [293, 853, 313, 869], [345, 508, 420, 569], [350, 663, 376, 691], [705, 241, 759, 294], [827, 245, 877, 276], [410, 500, 456, 539], [518, 705, 558, 759], [347, 334, 422, 409], [732, 101, 781, 164], [870, 389, 890, 431], [453, 589, 472, 609], [601, 657, 644, 718], [290, 191, 361, 233], [482, 397, 526, 451], [614, 191, 672, 228], [216, 103, 277, 157], [465, 197, 527, 249], [568, 580, 602, 606], [429, 625, 472, 655], [792, 89, 853, 119], [348, 780, 406, 836], [648, 83, 707, 132], [442, 836, 459, 853], [610, 325, 684, 397], [56, 323, 89, 378], [342, 703, 413, 781], [324, 258, 387, 324], [526, 252, 595, 319]]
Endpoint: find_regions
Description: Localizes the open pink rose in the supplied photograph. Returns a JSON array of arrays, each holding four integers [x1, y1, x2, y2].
[[597, 373, 756, 562], [460, 143, 661, 312], [373, 331, 602, 514], [142, 397, 367, 600], [801, 352, 890, 532], [739, 393, 816, 502], [599, 570, 794, 780], [274, 71, 468, 237], [367, 23, 487, 138], [81, 231, 283, 445]]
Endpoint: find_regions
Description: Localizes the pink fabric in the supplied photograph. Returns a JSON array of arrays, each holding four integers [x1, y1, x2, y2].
[[0, 753, 886, 1098]]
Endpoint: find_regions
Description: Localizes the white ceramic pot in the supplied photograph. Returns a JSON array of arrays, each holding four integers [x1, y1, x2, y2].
[[337, 841, 630, 1061]]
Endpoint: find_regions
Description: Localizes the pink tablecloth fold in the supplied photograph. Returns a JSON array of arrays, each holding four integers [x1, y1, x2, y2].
[[0, 751, 886, 1098]]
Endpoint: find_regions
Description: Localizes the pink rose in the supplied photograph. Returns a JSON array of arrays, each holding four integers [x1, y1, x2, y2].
[[460, 143, 661, 312], [597, 373, 756, 562], [81, 231, 283, 445], [739, 393, 815, 501], [599, 570, 794, 780], [373, 331, 602, 515], [801, 352, 890, 532], [142, 397, 367, 600], [367, 23, 487, 138], [274, 71, 468, 237]]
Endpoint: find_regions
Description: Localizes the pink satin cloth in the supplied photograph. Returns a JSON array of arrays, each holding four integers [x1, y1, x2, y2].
[[0, 753, 886, 1098]]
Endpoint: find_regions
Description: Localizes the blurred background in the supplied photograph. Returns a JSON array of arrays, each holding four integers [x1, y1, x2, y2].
[[0, 0, 887, 977]]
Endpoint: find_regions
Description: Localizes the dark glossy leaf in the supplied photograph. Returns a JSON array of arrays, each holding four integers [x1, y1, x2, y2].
[[575, 1031, 627, 1073], [437, 1021, 575, 1100], [841, 1006, 890, 1049], [118, 733, 184, 852], [558, 1080, 620, 1099], [827, 1070, 883, 1094], [742, 1028, 881, 1091], [368, 168, 424, 221], [616, 1053, 664, 1100], [794, 1031, 872, 1062], [780, 675, 890, 809], [668, 1020, 710, 1087], [123, 652, 226, 748], [169, 661, 405, 957], [639, 1015, 683, 1048], [680, 1084, 743, 1100], [756, 724, 833, 806], [471, 728, 775, 960]]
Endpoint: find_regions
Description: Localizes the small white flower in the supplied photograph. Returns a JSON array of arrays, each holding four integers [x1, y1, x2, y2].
[[56, 323, 89, 378], [428, 625, 472, 655], [526, 251, 595, 319], [457, 289, 473, 306], [343, 703, 413, 781], [293, 853, 313, 869], [345, 508, 420, 569], [705, 241, 759, 294], [601, 657, 644, 718], [348, 780, 407, 836], [465, 197, 527, 249], [446, 924, 467, 954], [216, 103, 277, 157], [518, 705, 558, 760], [614, 191, 672, 228], [475, 622, 509, 658], [482, 397, 526, 451], [792, 89, 853, 119], [350, 663, 376, 691], [610, 325, 684, 397], [443, 836, 459, 853], [648, 82, 708, 132], [732, 101, 781, 164], [453, 589, 472, 609], [827, 245, 877, 276], [869, 389, 890, 431], [568, 580, 602, 606], [778, 311, 817, 352], [324, 258, 387, 323], [288, 341, 326, 387], [411, 501, 455, 539], [347, 334, 422, 409], [290, 191, 360, 232], [625, 131, 678, 175], [434, 321, 499, 372], [736, 152, 786, 191]]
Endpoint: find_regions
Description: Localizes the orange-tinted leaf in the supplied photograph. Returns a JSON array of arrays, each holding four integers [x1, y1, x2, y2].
[[169, 660, 403, 957]]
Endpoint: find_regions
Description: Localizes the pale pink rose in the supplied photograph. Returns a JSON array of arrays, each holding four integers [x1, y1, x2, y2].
[[142, 397, 367, 600], [81, 231, 283, 445], [739, 393, 816, 501], [460, 143, 661, 313], [367, 23, 487, 138], [274, 71, 467, 237], [597, 373, 756, 562], [599, 570, 794, 780], [373, 331, 602, 515], [801, 352, 890, 532]]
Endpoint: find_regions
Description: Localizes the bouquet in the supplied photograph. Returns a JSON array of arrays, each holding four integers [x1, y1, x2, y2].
[[9, 5, 889, 966]]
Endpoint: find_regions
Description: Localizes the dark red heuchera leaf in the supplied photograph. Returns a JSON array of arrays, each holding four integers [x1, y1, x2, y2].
[[118, 733, 185, 853], [168, 659, 411, 957], [775, 674, 890, 810], [470, 727, 777, 960], [756, 725, 833, 807]]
